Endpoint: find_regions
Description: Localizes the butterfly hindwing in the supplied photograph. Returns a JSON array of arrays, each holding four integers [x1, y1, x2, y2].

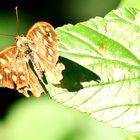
[[0, 46, 43, 97], [0, 46, 28, 88]]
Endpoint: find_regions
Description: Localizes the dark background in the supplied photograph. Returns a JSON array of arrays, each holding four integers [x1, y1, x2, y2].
[[0, 0, 120, 119], [0, 0, 120, 26]]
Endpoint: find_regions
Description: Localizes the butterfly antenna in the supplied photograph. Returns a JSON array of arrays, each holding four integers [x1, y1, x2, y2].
[[0, 33, 15, 37], [15, 6, 19, 34]]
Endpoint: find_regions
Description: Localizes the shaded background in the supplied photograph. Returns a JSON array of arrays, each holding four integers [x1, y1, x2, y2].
[[0, 0, 120, 25], [0, 1, 132, 140]]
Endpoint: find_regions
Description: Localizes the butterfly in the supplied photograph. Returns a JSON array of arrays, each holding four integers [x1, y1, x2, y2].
[[0, 22, 65, 97]]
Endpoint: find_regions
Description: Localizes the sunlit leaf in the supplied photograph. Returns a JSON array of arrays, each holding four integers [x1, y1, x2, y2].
[[47, 8, 140, 132], [119, 0, 140, 10]]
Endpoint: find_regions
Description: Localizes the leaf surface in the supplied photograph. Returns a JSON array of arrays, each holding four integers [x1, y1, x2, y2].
[[48, 8, 140, 132]]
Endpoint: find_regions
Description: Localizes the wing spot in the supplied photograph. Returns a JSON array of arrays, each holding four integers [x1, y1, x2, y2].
[[0, 58, 6, 64], [41, 49, 46, 56], [34, 35, 39, 41], [12, 75, 17, 82], [45, 27, 50, 32], [48, 48, 54, 55], [48, 37, 53, 42], [36, 31, 42, 38], [43, 39, 48, 46], [6, 55, 13, 62], [39, 27, 46, 35], [12, 68, 16, 71], [48, 55, 52, 61], [4, 68, 11, 74], [18, 67, 24, 72], [20, 75, 26, 80], [0, 74, 3, 79]]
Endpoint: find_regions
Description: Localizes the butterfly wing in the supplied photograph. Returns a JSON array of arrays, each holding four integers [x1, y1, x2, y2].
[[26, 22, 65, 84], [0, 46, 43, 97], [27, 22, 58, 64], [25, 64, 44, 97], [0, 46, 29, 89]]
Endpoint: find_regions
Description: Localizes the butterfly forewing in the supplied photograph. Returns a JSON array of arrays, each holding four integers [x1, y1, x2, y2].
[[27, 22, 58, 65], [26, 22, 65, 84]]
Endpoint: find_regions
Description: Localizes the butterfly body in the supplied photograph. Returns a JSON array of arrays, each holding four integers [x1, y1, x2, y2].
[[0, 22, 65, 97], [16, 35, 45, 80], [16, 35, 31, 55]]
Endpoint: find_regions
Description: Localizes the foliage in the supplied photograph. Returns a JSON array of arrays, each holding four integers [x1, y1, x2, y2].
[[119, 0, 140, 9], [43, 8, 140, 133]]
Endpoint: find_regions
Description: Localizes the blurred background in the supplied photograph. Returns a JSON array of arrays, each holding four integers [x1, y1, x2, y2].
[[0, 0, 134, 140]]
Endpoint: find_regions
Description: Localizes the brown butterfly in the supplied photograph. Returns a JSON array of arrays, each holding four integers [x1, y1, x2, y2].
[[0, 22, 65, 97]]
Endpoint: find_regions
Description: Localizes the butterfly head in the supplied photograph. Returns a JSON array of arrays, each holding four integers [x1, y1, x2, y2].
[[16, 35, 31, 54]]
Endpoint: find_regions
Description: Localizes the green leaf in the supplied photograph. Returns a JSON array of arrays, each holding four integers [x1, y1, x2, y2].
[[47, 8, 140, 132], [119, 0, 140, 10]]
